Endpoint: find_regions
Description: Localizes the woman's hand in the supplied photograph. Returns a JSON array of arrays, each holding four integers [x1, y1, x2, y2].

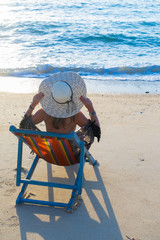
[[32, 92, 44, 108]]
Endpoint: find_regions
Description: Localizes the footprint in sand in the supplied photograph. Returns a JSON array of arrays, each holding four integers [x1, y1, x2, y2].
[[7, 215, 19, 227]]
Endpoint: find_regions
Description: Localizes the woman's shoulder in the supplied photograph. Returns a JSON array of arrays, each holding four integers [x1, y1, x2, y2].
[[74, 111, 83, 121], [75, 111, 88, 127], [39, 108, 47, 117]]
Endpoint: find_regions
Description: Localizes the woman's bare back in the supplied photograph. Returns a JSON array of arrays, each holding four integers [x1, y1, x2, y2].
[[32, 108, 88, 134], [44, 115, 77, 133]]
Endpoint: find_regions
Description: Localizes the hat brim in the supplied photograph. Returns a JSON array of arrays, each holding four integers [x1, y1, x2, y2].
[[39, 72, 87, 118]]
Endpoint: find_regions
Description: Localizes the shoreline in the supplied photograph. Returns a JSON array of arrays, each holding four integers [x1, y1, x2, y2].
[[0, 75, 160, 95], [1, 91, 160, 96], [0, 92, 160, 239]]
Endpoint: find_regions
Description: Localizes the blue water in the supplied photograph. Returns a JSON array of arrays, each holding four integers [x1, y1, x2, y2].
[[0, 0, 160, 93]]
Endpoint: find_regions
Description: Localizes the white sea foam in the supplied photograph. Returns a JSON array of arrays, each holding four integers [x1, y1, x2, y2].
[[0, 0, 160, 93]]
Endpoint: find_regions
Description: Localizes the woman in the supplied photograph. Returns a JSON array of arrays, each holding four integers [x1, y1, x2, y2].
[[20, 72, 101, 158]]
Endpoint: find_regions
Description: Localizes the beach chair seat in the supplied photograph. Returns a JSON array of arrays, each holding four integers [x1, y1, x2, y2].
[[9, 125, 96, 212]]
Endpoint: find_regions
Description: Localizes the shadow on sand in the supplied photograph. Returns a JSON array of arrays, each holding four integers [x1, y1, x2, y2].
[[16, 162, 123, 240]]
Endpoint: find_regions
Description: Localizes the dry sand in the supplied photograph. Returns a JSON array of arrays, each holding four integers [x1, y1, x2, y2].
[[0, 92, 160, 240]]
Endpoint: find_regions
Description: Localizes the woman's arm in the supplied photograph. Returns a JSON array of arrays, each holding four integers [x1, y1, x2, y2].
[[31, 108, 45, 124], [80, 96, 100, 127], [19, 92, 45, 129], [75, 111, 88, 127], [76, 96, 101, 142], [25, 92, 44, 118]]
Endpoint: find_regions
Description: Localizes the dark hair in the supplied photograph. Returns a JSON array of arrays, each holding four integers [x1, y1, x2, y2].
[[47, 115, 75, 129]]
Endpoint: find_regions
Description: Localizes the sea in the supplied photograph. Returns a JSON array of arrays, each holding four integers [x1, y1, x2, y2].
[[0, 0, 160, 94]]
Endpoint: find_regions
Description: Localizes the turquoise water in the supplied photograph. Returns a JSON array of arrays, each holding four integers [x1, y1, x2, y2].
[[0, 0, 160, 93]]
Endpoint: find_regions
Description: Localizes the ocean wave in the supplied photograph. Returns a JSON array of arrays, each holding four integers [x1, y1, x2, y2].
[[77, 33, 160, 47], [80, 34, 137, 43], [0, 64, 160, 80]]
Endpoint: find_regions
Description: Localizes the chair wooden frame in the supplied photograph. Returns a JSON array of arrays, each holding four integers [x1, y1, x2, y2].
[[10, 125, 96, 212]]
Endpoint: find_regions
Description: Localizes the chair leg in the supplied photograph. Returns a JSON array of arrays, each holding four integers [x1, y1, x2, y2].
[[85, 149, 97, 165], [65, 156, 84, 212], [77, 142, 85, 195], [16, 139, 23, 186], [65, 183, 83, 213], [16, 155, 39, 204]]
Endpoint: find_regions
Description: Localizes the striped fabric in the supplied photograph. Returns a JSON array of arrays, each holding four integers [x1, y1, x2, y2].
[[16, 133, 78, 166]]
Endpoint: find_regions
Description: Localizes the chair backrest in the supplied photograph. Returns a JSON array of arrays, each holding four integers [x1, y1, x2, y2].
[[11, 128, 79, 166]]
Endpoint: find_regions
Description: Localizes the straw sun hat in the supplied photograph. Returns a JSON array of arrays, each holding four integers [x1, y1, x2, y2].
[[39, 72, 87, 118]]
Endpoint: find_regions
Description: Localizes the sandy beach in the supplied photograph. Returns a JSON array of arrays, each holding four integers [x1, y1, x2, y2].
[[0, 92, 160, 240]]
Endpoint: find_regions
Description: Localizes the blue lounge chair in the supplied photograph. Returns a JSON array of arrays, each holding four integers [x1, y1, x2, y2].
[[9, 125, 96, 212]]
